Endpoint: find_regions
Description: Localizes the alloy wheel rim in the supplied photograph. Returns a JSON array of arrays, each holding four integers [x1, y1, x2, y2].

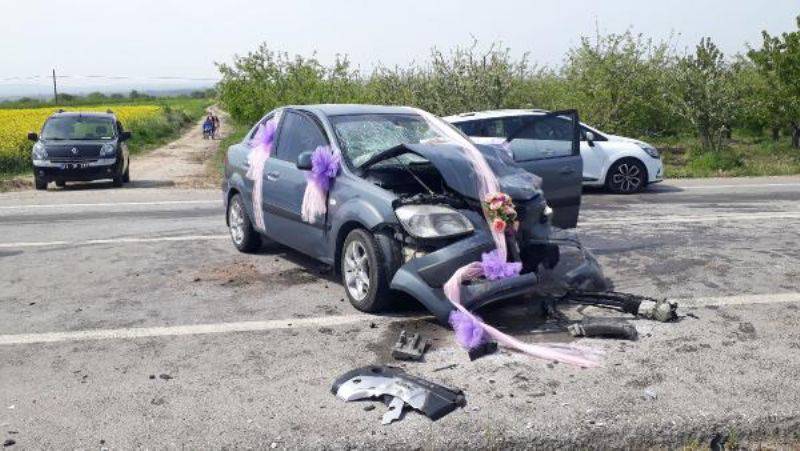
[[343, 241, 370, 301], [611, 163, 642, 193], [229, 201, 245, 245]]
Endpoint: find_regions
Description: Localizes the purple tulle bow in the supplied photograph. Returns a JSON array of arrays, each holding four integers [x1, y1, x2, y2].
[[448, 310, 486, 350], [251, 120, 277, 149], [307, 146, 340, 192], [480, 250, 522, 281]]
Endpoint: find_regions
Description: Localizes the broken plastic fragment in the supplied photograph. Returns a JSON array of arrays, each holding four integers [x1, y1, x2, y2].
[[331, 366, 465, 423], [567, 318, 638, 340]]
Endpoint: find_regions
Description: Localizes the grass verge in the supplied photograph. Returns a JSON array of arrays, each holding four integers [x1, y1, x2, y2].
[[657, 135, 800, 178]]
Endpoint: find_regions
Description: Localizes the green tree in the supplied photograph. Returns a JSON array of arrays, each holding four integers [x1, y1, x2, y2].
[[748, 16, 800, 148], [562, 30, 681, 137], [670, 37, 737, 152]]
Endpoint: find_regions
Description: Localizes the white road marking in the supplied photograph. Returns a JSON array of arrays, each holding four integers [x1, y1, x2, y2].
[[675, 183, 800, 190], [0, 292, 796, 346], [0, 314, 427, 346], [0, 234, 228, 249], [0, 199, 220, 211], [581, 211, 800, 227], [680, 292, 800, 307]]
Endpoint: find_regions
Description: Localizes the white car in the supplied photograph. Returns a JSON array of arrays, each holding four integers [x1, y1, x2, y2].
[[444, 109, 663, 194]]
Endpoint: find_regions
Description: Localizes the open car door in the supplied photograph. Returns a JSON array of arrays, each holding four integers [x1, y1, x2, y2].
[[501, 110, 582, 229]]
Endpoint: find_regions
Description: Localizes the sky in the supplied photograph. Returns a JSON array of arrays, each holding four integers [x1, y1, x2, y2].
[[1, 0, 797, 95]]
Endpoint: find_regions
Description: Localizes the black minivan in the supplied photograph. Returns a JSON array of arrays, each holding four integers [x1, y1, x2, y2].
[[27, 111, 131, 190]]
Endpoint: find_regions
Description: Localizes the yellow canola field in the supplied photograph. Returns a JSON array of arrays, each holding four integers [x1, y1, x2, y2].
[[0, 105, 161, 159]]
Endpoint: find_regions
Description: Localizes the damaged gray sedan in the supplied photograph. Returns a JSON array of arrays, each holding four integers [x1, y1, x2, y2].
[[223, 105, 604, 321]]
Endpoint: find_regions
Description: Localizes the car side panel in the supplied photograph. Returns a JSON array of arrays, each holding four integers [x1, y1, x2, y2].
[[513, 154, 582, 229]]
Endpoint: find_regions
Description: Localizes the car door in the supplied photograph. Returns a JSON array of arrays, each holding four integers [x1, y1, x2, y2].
[[481, 113, 582, 229], [579, 125, 608, 183], [261, 110, 329, 257]]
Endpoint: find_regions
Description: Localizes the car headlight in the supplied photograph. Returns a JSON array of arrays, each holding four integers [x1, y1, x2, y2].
[[638, 143, 660, 159], [32, 142, 47, 160], [395, 205, 474, 239], [100, 143, 116, 157]]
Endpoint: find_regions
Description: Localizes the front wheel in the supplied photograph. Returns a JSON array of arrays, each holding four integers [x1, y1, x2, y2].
[[34, 177, 47, 191], [122, 165, 130, 183], [227, 193, 261, 253], [340, 229, 394, 313], [606, 159, 647, 194]]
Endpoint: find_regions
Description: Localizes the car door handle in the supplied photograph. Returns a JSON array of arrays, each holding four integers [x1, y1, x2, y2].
[[266, 171, 280, 181]]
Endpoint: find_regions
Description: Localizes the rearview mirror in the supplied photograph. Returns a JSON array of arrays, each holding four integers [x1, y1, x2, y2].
[[27, 132, 38, 142], [120, 131, 132, 141], [585, 131, 595, 147], [296, 151, 313, 170]]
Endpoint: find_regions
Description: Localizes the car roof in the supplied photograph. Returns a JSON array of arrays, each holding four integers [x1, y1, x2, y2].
[[442, 109, 550, 123], [49, 111, 116, 119], [290, 104, 419, 117]]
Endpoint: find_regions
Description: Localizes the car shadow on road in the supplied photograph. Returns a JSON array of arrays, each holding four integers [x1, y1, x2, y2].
[[55, 179, 176, 190], [582, 184, 685, 196]]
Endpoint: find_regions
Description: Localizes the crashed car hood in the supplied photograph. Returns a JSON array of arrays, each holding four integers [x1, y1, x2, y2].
[[358, 143, 543, 201]]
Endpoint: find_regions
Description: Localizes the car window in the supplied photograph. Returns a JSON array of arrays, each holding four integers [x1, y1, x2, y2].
[[507, 115, 576, 161], [453, 120, 484, 137], [275, 111, 328, 163], [41, 116, 117, 140]]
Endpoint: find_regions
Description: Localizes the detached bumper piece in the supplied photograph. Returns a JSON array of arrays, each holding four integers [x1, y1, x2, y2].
[[332, 366, 466, 425]]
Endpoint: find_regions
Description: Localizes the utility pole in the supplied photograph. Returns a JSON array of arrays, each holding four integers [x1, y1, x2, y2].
[[52, 69, 58, 103]]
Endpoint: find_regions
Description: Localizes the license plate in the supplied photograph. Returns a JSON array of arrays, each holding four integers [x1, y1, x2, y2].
[[62, 163, 89, 169]]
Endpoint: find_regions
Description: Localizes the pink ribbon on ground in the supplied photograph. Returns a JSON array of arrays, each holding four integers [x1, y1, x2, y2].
[[246, 120, 277, 232]]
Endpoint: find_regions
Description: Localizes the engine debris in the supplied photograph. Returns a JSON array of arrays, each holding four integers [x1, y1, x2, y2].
[[391, 330, 431, 361], [567, 318, 638, 340], [563, 291, 678, 322]]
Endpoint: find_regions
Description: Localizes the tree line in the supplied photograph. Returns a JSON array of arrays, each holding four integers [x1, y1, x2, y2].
[[217, 16, 800, 151]]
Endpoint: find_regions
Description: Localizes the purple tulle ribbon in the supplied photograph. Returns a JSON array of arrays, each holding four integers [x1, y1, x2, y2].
[[480, 250, 522, 281], [300, 146, 340, 223], [448, 310, 486, 350], [246, 119, 278, 232], [307, 146, 340, 191]]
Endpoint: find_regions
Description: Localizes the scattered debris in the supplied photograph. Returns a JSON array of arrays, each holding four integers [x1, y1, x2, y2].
[[148, 375, 155, 380], [3, 439, 15, 448], [642, 388, 658, 400], [391, 331, 430, 361], [468, 341, 498, 361], [568, 318, 638, 340], [332, 366, 465, 424], [564, 291, 678, 322], [363, 405, 375, 411], [158, 374, 173, 380], [432, 364, 458, 372]]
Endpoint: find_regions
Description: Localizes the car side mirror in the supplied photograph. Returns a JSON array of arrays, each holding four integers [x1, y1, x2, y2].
[[296, 151, 313, 170], [585, 131, 595, 147], [120, 131, 132, 141], [27, 132, 38, 142]]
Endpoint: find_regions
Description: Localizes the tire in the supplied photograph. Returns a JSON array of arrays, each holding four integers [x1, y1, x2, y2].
[[55, 180, 66, 188], [112, 175, 123, 187], [227, 193, 261, 253], [605, 159, 647, 194], [34, 177, 47, 191], [122, 165, 130, 183], [340, 229, 394, 313]]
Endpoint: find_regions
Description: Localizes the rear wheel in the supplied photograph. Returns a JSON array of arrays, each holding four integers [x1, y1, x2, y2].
[[606, 159, 646, 194], [227, 193, 261, 253], [34, 177, 47, 191], [340, 229, 394, 313]]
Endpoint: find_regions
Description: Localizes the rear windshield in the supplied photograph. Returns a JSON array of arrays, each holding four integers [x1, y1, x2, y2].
[[41, 116, 116, 141]]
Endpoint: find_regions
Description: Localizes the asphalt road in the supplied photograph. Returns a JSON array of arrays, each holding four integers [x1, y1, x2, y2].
[[1, 177, 800, 449]]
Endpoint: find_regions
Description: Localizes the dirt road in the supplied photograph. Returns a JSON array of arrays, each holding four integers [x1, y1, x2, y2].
[[131, 106, 230, 189]]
